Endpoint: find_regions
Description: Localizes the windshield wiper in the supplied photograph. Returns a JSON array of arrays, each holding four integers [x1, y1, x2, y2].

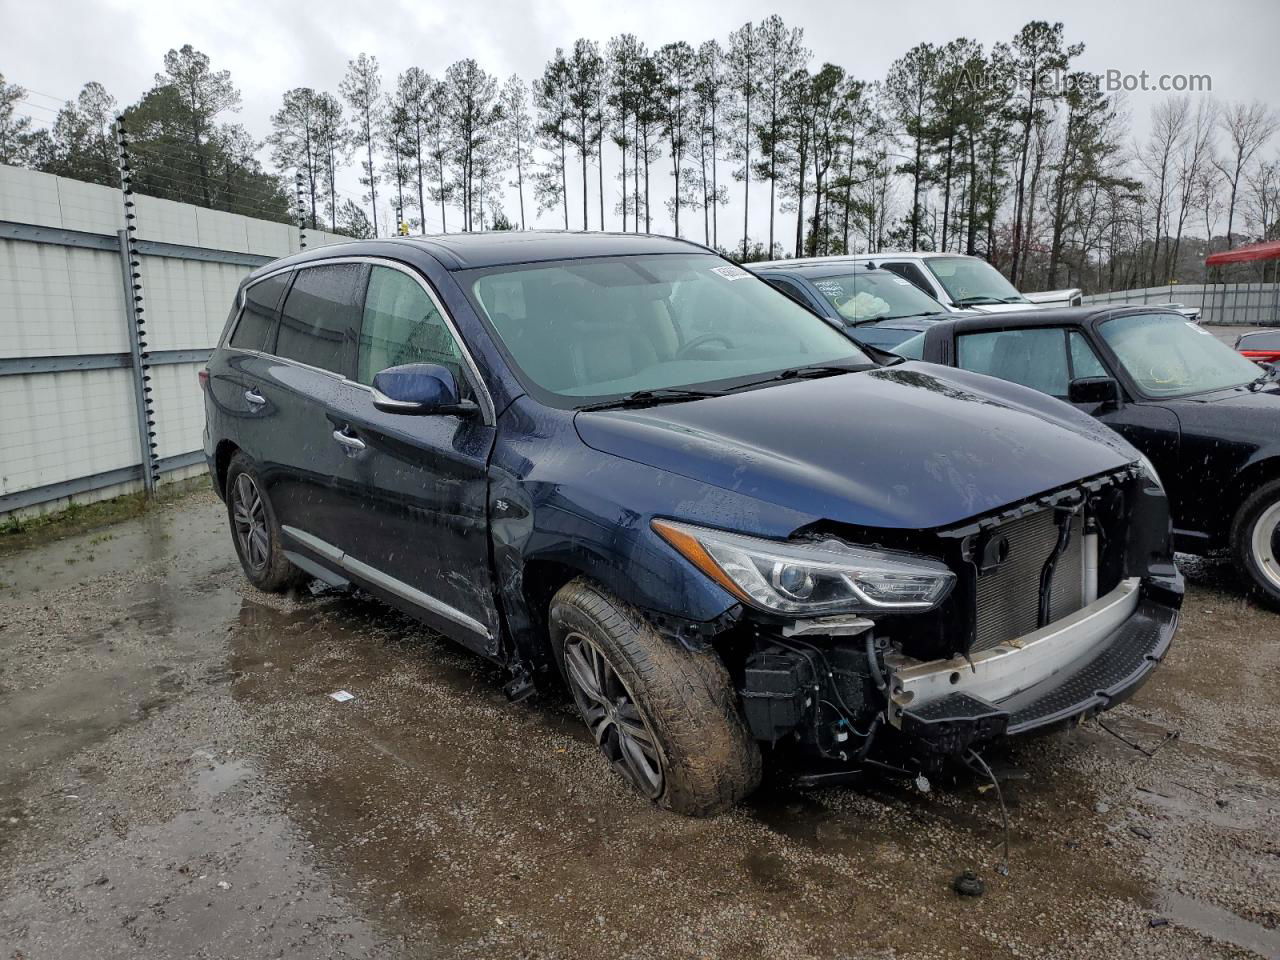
[[725, 362, 870, 392], [576, 387, 724, 411], [952, 295, 1004, 306], [1247, 366, 1280, 391]]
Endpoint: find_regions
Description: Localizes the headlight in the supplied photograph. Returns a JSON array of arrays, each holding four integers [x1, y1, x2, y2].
[[652, 519, 956, 615], [1136, 453, 1164, 491]]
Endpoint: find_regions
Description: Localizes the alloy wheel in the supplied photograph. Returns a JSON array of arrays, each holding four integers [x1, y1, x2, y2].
[[562, 630, 665, 799], [1252, 499, 1280, 593], [231, 473, 270, 572]]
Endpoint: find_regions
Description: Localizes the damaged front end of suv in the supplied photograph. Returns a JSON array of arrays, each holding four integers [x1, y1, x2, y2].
[[653, 460, 1181, 785]]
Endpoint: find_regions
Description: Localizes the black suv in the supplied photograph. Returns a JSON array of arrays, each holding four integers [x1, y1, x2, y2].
[[202, 234, 1182, 815], [897, 307, 1280, 607]]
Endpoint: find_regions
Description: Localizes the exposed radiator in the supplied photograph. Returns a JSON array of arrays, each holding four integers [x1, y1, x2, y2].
[[973, 508, 1084, 653]]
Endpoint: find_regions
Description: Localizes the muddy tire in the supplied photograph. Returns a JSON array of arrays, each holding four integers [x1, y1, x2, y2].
[[549, 578, 761, 816], [225, 453, 307, 593], [1231, 479, 1280, 609]]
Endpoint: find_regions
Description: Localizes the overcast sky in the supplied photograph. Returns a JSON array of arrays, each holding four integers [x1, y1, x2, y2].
[[4, 0, 1278, 243]]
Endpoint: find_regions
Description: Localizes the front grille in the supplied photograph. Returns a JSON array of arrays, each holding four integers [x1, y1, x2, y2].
[[973, 508, 1084, 652]]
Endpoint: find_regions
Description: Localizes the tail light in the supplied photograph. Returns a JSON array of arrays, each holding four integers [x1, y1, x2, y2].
[[198, 368, 210, 389]]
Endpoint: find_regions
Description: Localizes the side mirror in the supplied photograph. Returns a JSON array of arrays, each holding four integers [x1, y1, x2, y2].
[[371, 363, 475, 416], [1068, 376, 1122, 407]]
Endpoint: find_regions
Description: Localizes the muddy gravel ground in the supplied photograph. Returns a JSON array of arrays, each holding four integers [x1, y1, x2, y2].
[[1, 488, 1278, 960]]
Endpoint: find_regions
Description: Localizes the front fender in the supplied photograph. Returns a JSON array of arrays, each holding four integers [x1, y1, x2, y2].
[[489, 398, 814, 669]]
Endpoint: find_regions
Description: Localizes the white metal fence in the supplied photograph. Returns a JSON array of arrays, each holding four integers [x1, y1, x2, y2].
[[0, 164, 345, 519], [1081, 282, 1280, 326]]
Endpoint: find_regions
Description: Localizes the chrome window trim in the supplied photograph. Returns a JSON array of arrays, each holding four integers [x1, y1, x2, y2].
[[281, 525, 491, 639], [225, 256, 496, 426]]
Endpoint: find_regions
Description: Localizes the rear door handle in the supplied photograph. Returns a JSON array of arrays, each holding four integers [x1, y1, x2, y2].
[[244, 389, 266, 406], [332, 427, 366, 455]]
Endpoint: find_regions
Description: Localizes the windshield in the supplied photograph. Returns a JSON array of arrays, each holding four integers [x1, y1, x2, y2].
[[466, 254, 870, 404], [1100, 313, 1263, 398], [924, 257, 1028, 305], [806, 271, 949, 323]]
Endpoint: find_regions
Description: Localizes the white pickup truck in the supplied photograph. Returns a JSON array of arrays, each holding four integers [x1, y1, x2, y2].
[[759, 252, 1201, 322]]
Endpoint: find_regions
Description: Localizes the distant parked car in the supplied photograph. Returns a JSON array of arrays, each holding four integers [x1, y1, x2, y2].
[[1236, 330, 1280, 367], [898, 306, 1280, 607], [750, 261, 960, 350], [757, 252, 1082, 314]]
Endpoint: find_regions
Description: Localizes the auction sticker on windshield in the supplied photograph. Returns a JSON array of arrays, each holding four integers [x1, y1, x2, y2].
[[711, 265, 752, 281]]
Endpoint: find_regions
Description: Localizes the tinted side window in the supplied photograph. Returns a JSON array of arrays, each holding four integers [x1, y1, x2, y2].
[[765, 277, 814, 309], [1069, 331, 1108, 378], [228, 273, 290, 350], [275, 264, 364, 375], [357, 266, 468, 394], [958, 328, 1070, 397], [1239, 331, 1280, 350], [881, 262, 935, 296]]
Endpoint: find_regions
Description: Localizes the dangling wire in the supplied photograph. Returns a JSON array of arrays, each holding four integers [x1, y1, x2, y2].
[[965, 749, 1010, 876], [1095, 717, 1179, 758]]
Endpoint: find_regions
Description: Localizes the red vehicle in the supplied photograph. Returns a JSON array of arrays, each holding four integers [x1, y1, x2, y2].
[[1236, 330, 1280, 367]]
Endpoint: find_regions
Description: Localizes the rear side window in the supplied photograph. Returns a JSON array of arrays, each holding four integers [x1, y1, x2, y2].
[[765, 277, 814, 309], [958, 327, 1070, 398], [880, 262, 935, 297], [274, 264, 364, 375], [1239, 331, 1280, 350], [229, 273, 290, 350], [357, 265, 468, 394]]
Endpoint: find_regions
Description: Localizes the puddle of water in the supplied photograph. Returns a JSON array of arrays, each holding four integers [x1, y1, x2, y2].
[[0, 501, 232, 595], [1160, 890, 1280, 958]]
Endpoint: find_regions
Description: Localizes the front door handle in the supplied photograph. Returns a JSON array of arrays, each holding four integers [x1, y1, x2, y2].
[[244, 388, 266, 406], [332, 427, 366, 455]]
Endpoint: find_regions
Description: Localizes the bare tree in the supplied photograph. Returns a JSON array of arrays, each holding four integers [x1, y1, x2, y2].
[[534, 51, 572, 229], [1004, 22, 1080, 284], [341, 53, 383, 234], [1138, 97, 1189, 284], [884, 42, 937, 252], [754, 16, 807, 254], [564, 39, 605, 230], [443, 59, 502, 232], [606, 35, 644, 232], [656, 41, 697, 236], [1213, 100, 1279, 248], [500, 75, 534, 229], [693, 41, 728, 247], [395, 68, 433, 233], [727, 21, 762, 258]]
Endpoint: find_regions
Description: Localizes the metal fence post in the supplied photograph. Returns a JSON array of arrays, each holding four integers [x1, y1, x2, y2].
[[295, 171, 307, 251], [115, 119, 160, 495]]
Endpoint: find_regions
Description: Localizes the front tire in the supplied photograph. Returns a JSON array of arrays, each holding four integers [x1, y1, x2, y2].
[[1231, 479, 1280, 609], [549, 578, 761, 816], [225, 453, 307, 593]]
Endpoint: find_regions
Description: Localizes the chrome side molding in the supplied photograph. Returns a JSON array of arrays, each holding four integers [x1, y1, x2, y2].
[[281, 525, 490, 639]]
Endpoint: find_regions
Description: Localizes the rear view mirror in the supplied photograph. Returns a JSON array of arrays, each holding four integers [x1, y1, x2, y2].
[[371, 363, 475, 416], [1068, 376, 1121, 407]]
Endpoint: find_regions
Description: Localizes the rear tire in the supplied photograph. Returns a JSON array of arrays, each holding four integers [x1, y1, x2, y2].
[[549, 578, 761, 816], [225, 453, 308, 593], [1230, 479, 1280, 609]]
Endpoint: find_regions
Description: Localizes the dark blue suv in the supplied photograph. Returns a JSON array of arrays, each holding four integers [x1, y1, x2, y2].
[[202, 232, 1182, 815]]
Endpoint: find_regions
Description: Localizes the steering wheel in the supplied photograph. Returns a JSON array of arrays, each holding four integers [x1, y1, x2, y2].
[[675, 332, 736, 359]]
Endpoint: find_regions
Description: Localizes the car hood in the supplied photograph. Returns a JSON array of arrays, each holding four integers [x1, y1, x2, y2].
[[574, 363, 1138, 531], [1174, 380, 1280, 410]]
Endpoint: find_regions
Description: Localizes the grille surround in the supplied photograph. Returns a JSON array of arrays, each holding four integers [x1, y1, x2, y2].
[[972, 508, 1084, 653]]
